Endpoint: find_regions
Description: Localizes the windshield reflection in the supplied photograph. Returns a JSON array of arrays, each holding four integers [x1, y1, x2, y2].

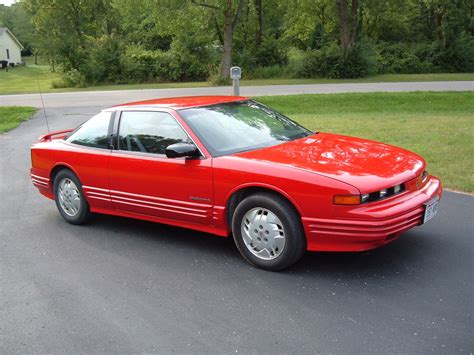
[[179, 101, 312, 156]]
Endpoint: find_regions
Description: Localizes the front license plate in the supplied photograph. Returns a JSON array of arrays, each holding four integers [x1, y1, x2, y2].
[[423, 196, 439, 224]]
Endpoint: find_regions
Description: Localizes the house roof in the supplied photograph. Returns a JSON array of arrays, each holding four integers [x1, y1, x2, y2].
[[0, 27, 24, 50], [113, 96, 250, 110]]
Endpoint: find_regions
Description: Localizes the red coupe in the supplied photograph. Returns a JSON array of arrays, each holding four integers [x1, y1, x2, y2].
[[30, 96, 442, 270]]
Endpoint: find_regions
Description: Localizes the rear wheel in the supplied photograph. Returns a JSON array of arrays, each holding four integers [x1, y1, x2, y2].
[[53, 169, 90, 225], [232, 192, 306, 271]]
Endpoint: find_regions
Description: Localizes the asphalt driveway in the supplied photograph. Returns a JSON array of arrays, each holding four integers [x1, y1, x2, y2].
[[0, 108, 473, 353]]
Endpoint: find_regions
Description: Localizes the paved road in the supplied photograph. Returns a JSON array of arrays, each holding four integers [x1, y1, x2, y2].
[[1, 108, 473, 353], [1, 80, 473, 108]]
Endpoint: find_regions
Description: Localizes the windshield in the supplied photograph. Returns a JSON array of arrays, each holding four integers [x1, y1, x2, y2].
[[179, 100, 312, 156]]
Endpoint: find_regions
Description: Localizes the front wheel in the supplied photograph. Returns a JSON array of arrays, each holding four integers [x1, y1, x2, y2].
[[53, 169, 90, 225], [232, 192, 306, 271]]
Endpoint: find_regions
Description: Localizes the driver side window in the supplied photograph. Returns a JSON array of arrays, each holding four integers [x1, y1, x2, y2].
[[118, 111, 189, 155]]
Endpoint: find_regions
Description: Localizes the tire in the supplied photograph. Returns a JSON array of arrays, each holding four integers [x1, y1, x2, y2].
[[232, 192, 306, 271], [53, 169, 90, 225]]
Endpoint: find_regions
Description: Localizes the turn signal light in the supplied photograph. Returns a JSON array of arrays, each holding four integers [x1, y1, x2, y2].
[[333, 195, 361, 205]]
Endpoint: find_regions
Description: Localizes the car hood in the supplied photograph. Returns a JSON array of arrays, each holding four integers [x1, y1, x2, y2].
[[234, 133, 425, 193]]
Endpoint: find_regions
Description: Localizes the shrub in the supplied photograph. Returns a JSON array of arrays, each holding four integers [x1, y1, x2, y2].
[[51, 79, 68, 89], [376, 42, 437, 74], [165, 39, 211, 81], [121, 45, 163, 82], [234, 36, 287, 72], [299, 42, 376, 78], [246, 65, 288, 79], [254, 37, 288, 67], [286, 48, 306, 78], [207, 64, 231, 86], [80, 35, 123, 83], [61, 69, 86, 87], [432, 34, 474, 72]]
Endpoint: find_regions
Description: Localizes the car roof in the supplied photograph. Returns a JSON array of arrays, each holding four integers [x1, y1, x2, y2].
[[111, 95, 250, 110]]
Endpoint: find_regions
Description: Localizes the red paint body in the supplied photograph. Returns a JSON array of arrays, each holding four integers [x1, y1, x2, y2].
[[30, 96, 442, 251]]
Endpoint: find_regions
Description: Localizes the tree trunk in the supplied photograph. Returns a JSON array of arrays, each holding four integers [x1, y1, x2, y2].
[[336, 0, 359, 51], [192, 0, 245, 80], [434, 13, 445, 48], [221, 15, 234, 80], [336, 0, 350, 51], [219, 0, 245, 80], [254, 0, 263, 45], [350, 0, 359, 46]]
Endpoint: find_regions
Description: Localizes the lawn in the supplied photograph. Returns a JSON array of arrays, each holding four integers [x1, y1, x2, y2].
[[0, 65, 61, 95], [256, 92, 474, 193], [0, 106, 37, 133], [0, 63, 473, 95]]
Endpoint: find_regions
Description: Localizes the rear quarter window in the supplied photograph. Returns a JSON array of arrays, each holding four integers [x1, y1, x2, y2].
[[66, 111, 111, 149]]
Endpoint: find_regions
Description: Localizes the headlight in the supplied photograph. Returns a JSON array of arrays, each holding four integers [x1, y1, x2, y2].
[[334, 183, 406, 205], [422, 170, 428, 183], [394, 184, 402, 194]]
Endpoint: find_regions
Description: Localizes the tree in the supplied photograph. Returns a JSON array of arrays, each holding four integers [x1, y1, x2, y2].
[[254, 0, 262, 45], [192, 0, 246, 79], [335, 0, 360, 51], [24, 0, 114, 69]]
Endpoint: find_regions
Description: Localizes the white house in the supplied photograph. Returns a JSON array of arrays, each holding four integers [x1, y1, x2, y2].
[[0, 27, 23, 66]]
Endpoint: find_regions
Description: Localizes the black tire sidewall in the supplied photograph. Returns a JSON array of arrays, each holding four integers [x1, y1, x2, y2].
[[232, 193, 306, 271], [53, 169, 90, 225]]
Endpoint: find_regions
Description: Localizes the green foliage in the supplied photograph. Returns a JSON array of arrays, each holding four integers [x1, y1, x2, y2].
[[81, 34, 123, 83], [62, 69, 86, 88], [431, 34, 474, 72], [376, 43, 437, 74], [6, 0, 470, 86], [300, 42, 376, 79], [120, 45, 164, 83]]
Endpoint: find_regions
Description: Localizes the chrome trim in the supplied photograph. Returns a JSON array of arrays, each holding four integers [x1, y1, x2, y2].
[[82, 185, 109, 192], [110, 189, 212, 208], [111, 194, 207, 214], [88, 196, 112, 202], [30, 174, 50, 181], [111, 199, 208, 218]]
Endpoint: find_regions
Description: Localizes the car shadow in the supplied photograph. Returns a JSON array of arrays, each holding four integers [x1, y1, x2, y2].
[[64, 212, 435, 282]]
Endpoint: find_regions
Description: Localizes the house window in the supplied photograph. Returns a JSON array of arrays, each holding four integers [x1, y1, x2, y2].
[[6, 49, 9, 60]]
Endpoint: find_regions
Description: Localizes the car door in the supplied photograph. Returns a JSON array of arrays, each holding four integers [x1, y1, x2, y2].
[[108, 110, 213, 225], [63, 110, 114, 210]]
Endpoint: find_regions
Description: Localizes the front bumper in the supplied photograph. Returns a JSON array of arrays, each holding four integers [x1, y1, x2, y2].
[[302, 176, 442, 252]]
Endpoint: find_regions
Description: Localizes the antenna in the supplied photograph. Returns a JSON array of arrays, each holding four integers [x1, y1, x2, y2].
[[35, 72, 50, 134]]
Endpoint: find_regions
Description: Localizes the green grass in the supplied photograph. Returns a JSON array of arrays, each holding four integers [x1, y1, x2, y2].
[[256, 92, 474, 193], [0, 106, 37, 133], [0, 65, 62, 95], [1, 64, 473, 95], [244, 73, 474, 86]]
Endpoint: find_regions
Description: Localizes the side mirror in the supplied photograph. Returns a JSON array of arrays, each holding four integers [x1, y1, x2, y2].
[[165, 143, 200, 159]]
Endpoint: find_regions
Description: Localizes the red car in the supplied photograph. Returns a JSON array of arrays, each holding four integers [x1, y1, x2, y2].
[[30, 96, 442, 270]]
